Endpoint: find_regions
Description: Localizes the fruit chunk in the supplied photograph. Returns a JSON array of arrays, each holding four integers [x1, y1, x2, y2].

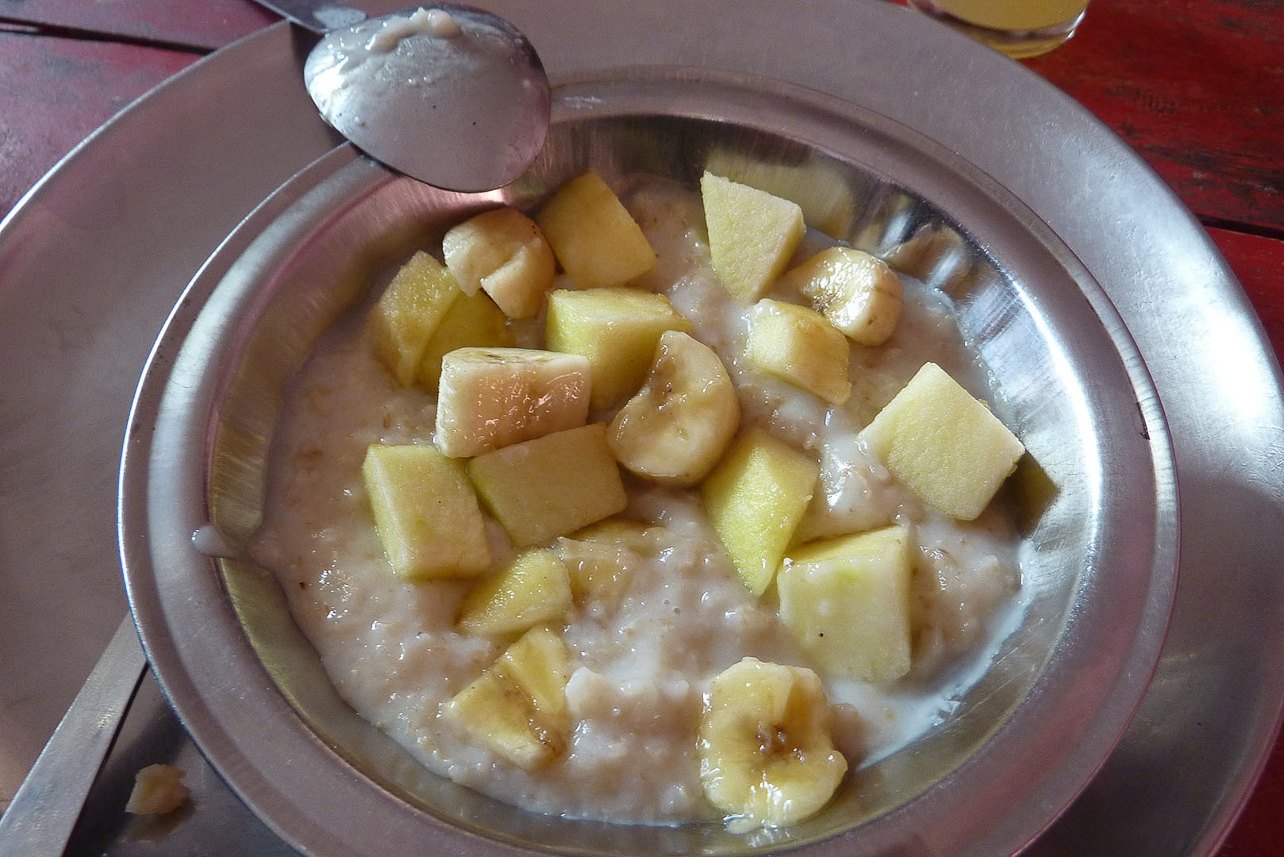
[[415, 290, 514, 391], [535, 171, 657, 289], [703, 151, 857, 240], [700, 429, 820, 596], [698, 658, 847, 828], [443, 627, 573, 770], [125, 764, 190, 815], [545, 287, 691, 409], [778, 526, 913, 684], [608, 330, 740, 486], [781, 246, 902, 346], [442, 207, 556, 318], [700, 171, 805, 302], [368, 251, 461, 385], [859, 362, 1025, 520], [361, 444, 491, 579], [467, 423, 628, 547], [457, 549, 574, 635], [435, 347, 591, 458], [746, 299, 851, 405], [555, 519, 655, 611]]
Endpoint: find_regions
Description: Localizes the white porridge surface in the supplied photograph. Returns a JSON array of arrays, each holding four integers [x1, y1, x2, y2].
[[250, 176, 1022, 825]]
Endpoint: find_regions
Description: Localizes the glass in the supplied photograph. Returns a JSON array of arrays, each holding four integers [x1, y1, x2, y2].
[[907, 0, 1090, 58]]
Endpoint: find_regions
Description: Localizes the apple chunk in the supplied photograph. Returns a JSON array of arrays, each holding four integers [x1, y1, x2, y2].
[[457, 548, 574, 636], [361, 443, 491, 579], [700, 171, 805, 302], [555, 519, 656, 612], [859, 362, 1025, 520], [700, 428, 820, 596], [467, 423, 628, 547], [415, 290, 513, 392], [368, 251, 461, 385], [535, 170, 657, 290], [778, 526, 912, 684], [545, 287, 690, 409], [746, 298, 851, 405], [442, 627, 573, 770], [442, 207, 556, 318]]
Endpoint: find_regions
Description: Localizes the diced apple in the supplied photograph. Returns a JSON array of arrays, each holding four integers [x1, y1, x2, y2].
[[777, 526, 913, 684], [435, 347, 591, 458], [467, 423, 628, 547], [361, 444, 491, 579], [554, 519, 656, 611], [781, 246, 902, 346], [545, 287, 691, 409], [441, 207, 556, 318], [368, 251, 461, 385], [859, 362, 1025, 520], [535, 170, 657, 289], [457, 549, 574, 635], [700, 171, 805, 302], [700, 428, 820, 596], [415, 290, 514, 392], [442, 627, 573, 770], [746, 299, 851, 405], [703, 150, 857, 239]]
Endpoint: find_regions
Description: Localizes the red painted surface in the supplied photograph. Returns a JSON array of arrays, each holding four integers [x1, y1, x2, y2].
[[1026, 0, 1284, 236], [0, 1, 1279, 853], [0, 0, 275, 50]]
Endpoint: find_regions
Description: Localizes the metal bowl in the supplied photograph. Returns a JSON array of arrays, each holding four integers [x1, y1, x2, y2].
[[119, 69, 1178, 856]]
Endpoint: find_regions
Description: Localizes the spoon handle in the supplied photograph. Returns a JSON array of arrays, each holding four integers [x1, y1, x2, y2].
[[0, 616, 148, 856], [249, 0, 366, 34]]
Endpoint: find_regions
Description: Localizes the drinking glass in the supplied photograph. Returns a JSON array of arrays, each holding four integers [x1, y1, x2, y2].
[[906, 0, 1090, 58]]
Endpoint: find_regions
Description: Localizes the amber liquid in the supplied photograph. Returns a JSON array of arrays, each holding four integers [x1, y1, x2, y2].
[[931, 0, 1089, 31]]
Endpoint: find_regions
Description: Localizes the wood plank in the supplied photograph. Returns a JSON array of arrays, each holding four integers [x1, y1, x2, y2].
[[0, 0, 276, 51], [1024, 0, 1284, 236], [0, 33, 198, 215]]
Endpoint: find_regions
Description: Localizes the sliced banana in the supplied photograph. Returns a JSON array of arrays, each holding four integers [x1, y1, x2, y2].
[[781, 246, 903, 346], [606, 329, 740, 486], [698, 658, 847, 829], [435, 347, 590, 458]]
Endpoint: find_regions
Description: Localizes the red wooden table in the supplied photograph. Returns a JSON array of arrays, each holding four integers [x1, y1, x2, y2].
[[0, 0, 1280, 853]]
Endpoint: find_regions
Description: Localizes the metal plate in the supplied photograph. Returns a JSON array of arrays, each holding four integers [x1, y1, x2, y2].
[[1, 1, 1281, 855], [119, 73, 1176, 856]]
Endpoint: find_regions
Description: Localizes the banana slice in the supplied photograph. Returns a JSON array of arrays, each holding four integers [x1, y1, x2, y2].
[[698, 658, 847, 829], [435, 347, 590, 458], [781, 246, 903, 346], [607, 329, 740, 486]]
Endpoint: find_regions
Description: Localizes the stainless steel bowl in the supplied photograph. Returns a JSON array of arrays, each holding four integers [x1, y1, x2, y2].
[[119, 69, 1178, 856]]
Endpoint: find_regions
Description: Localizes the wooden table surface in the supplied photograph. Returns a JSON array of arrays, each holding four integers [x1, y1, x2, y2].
[[0, 0, 1280, 853]]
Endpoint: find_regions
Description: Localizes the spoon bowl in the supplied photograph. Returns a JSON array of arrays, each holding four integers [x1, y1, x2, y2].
[[270, 2, 549, 191]]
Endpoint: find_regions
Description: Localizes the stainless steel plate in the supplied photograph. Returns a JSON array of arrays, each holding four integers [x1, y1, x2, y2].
[[2, 2, 1281, 855], [119, 71, 1175, 856]]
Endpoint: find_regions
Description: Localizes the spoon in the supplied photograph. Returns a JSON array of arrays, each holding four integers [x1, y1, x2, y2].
[[0, 616, 147, 857], [259, 1, 550, 192]]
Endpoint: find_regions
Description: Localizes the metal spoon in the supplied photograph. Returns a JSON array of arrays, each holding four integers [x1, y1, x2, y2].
[[0, 616, 148, 856], [259, 1, 549, 191]]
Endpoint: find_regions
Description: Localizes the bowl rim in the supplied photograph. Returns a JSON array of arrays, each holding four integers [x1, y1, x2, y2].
[[118, 67, 1179, 857]]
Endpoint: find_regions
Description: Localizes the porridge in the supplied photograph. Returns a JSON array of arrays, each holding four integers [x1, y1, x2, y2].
[[250, 168, 1025, 830]]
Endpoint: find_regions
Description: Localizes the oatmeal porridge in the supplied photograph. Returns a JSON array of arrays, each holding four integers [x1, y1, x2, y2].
[[250, 168, 1024, 830]]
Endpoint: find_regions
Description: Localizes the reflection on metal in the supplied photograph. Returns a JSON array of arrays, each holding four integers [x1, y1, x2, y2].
[[119, 71, 1176, 857]]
